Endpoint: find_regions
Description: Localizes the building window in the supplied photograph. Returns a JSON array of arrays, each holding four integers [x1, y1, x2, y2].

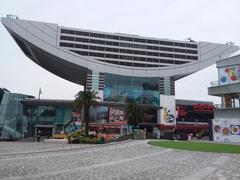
[[160, 41, 173, 46], [75, 44, 88, 49], [105, 35, 119, 40], [120, 49, 132, 54], [119, 55, 132, 60], [119, 36, 133, 41], [89, 52, 104, 57], [89, 46, 104, 51], [186, 50, 198, 54], [76, 31, 89, 36], [186, 44, 198, 48], [174, 48, 185, 53], [147, 39, 159, 44], [174, 42, 185, 47], [134, 38, 146, 43], [60, 36, 74, 41], [60, 42, 74, 47], [90, 33, 105, 38], [61, 29, 75, 34], [75, 38, 89, 43]]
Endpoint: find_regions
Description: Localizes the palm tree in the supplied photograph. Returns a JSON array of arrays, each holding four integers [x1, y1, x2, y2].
[[125, 102, 145, 129], [74, 91, 101, 136]]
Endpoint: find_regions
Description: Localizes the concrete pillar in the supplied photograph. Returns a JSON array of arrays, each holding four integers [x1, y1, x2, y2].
[[224, 95, 232, 108]]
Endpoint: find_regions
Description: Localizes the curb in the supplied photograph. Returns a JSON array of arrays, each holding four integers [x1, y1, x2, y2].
[[0, 139, 134, 158]]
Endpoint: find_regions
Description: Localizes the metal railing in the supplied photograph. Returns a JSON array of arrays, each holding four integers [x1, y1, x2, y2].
[[214, 104, 223, 109]]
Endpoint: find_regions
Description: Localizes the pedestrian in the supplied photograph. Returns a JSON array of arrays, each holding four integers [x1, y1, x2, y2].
[[157, 129, 161, 139], [37, 130, 41, 142], [24, 130, 27, 139], [173, 128, 177, 140]]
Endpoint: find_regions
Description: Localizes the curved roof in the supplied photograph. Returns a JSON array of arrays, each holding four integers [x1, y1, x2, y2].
[[1, 17, 239, 86]]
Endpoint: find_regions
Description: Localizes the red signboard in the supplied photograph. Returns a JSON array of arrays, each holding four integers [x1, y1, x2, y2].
[[192, 104, 214, 112]]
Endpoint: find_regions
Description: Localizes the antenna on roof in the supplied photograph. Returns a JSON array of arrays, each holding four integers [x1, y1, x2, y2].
[[186, 37, 196, 42]]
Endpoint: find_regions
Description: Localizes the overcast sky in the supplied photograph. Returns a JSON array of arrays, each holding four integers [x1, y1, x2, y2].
[[1, 0, 239, 103]]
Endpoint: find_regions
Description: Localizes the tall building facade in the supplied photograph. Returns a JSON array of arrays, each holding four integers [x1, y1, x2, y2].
[[1, 15, 239, 129]]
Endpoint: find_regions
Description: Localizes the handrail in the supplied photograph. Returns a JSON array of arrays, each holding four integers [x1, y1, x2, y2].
[[214, 104, 223, 109]]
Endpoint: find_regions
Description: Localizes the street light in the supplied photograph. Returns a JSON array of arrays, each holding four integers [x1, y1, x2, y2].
[[33, 88, 42, 142]]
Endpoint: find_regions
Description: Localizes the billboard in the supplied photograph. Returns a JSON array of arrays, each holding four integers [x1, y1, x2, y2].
[[89, 106, 108, 124], [219, 64, 240, 85], [176, 104, 214, 123], [160, 95, 176, 125], [109, 107, 127, 124], [212, 119, 240, 143], [71, 112, 81, 131]]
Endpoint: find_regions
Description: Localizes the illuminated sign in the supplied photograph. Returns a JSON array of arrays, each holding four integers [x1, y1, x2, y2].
[[192, 104, 214, 112]]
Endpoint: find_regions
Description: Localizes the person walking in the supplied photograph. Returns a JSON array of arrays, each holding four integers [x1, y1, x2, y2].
[[157, 129, 161, 139]]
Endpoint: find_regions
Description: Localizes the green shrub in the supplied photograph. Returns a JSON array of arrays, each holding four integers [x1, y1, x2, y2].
[[68, 131, 104, 144], [79, 136, 103, 144], [197, 130, 209, 139], [88, 134, 97, 138]]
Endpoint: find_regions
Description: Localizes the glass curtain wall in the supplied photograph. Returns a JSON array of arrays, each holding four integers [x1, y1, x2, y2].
[[0, 89, 31, 139], [24, 105, 72, 135], [104, 73, 160, 105]]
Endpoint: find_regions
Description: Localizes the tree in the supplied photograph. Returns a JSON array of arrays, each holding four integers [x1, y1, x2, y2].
[[74, 91, 101, 136], [125, 102, 145, 129]]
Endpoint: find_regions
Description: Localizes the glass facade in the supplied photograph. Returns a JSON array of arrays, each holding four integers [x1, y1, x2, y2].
[[0, 89, 33, 139], [0, 85, 160, 140], [104, 73, 160, 105], [23, 105, 72, 134]]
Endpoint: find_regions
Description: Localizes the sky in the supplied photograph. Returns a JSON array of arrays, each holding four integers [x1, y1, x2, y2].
[[1, 0, 240, 103]]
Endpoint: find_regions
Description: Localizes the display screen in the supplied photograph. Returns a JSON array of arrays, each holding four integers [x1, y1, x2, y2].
[[104, 73, 160, 105]]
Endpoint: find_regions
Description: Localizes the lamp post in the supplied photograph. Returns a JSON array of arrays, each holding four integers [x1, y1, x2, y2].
[[34, 88, 42, 142]]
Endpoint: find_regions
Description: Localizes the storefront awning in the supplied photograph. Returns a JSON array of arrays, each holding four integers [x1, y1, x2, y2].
[[159, 124, 208, 131]]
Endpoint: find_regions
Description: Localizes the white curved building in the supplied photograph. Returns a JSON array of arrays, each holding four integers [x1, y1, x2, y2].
[[2, 15, 239, 126]]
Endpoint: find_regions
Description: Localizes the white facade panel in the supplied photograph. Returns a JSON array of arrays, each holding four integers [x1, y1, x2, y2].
[[160, 95, 176, 125]]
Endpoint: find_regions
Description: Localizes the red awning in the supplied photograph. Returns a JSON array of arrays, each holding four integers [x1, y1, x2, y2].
[[159, 124, 175, 130], [90, 124, 123, 129], [159, 124, 208, 131]]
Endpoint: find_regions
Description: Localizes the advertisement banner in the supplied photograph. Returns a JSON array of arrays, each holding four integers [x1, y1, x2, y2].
[[71, 112, 81, 131], [109, 107, 127, 124], [176, 104, 214, 123], [212, 119, 240, 143], [160, 95, 176, 125], [219, 65, 240, 85]]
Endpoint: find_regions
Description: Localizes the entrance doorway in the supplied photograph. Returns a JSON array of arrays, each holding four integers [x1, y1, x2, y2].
[[36, 125, 54, 137]]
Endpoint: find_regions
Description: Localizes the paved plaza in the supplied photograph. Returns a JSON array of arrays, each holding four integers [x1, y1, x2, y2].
[[0, 140, 239, 180]]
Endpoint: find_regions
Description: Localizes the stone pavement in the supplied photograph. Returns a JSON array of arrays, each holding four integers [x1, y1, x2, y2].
[[0, 140, 239, 180]]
